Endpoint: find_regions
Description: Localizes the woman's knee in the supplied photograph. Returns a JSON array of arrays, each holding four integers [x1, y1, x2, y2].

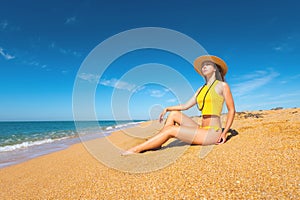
[[168, 111, 182, 122], [163, 126, 178, 137], [169, 110, 181, 117]]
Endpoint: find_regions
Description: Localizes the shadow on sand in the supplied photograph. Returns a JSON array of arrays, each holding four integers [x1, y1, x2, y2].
[[150, 128, 239, 152], [225, 128, 239, 142]]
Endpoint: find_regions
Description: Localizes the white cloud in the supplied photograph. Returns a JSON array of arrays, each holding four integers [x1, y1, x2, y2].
[[49, 42, 81, 57], [72, 51, 81, 57], [232, 69, 279, 97], [0, 47, 15, 60], [78, 75, 137, 91], [49, 42, 55, 48], [237, 93, 270, 100], [271, 34, 299, 52], [0, 20, 8, 30], [22, 59, 50, 70], [273, 44, 285, 51], [0, 20, 20, 32], [59, 48, 67, 54], [130, 86, 171, 98], [133, 85, 146, 93], [273, 46, 282, 51], [99, 78, 136, 91], [235, 70, 267, 80], [291, 74, 300, 79], [78, 73, 100, 83], [167, 98, 177, 103], [65, 16, 76, 24], [280, 80, 287, 84], [268, 91, 300, 100], [149, 89, 165, 97], [148, 88, 169, 98], [28, 61, 40, 66]]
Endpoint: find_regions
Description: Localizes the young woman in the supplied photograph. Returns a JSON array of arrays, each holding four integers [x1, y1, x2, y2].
[[122, 55, 235, 155]]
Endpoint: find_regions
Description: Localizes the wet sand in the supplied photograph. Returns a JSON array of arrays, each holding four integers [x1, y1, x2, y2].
[[0, 108, 299, 199]]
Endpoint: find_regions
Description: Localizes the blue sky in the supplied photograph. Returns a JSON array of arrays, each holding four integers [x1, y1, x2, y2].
[[0, 0, 299, 121]]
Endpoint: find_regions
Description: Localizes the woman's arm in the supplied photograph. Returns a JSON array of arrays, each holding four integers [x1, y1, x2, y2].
[[217, 82, 235, 144], [159, 88, 201, 122]]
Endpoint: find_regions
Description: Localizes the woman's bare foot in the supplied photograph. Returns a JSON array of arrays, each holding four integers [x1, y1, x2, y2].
[[121, 147, 140, 156], [121, 150, 136, 156]]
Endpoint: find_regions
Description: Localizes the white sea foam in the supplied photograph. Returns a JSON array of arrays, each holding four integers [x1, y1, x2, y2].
[[0, 138, 57, 152], [114, 121, 143, 129], [100, 121, 144, 132], [0, 121, 144, 153]]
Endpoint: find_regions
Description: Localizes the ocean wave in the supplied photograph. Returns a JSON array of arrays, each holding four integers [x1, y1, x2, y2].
[[105, 126, 113, 131], [114, 121, 144, 129], [0, 121, 144, 153], [102, 121, 144, 131], [0, 138, 67, 152]]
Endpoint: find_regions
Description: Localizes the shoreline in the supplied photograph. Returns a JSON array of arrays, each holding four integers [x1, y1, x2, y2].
[[0, 108, 299, 199], [0, 120, 144, 169]]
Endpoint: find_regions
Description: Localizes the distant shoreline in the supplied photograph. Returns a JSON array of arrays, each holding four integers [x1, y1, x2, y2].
[[0, 120, 145, 168]]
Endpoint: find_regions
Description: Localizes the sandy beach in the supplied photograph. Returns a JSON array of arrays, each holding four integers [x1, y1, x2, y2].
[[0, 108, 299, 199]]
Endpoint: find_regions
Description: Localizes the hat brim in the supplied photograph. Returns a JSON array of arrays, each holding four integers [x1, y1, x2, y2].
[[194, 55, 228, 77]]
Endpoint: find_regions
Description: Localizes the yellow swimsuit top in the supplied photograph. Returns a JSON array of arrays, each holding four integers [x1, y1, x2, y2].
[[196, 80, 224, 116]]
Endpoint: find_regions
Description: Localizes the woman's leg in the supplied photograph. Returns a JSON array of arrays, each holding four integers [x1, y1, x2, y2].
[[124, 111, 198, 154], [164, 111, 199, 128], [123, 125, 221, 154]]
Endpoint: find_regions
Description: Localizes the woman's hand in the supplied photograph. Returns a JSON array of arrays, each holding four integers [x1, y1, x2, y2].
[[216, 132, 226, 144], [159, 108, 168, 123]]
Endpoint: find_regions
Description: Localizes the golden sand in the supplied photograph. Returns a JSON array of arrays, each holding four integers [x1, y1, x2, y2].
[[0, 108, 299, 199]]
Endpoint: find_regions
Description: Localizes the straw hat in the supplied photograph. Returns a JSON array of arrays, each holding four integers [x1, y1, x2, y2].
[[194, 55, 228, 77]]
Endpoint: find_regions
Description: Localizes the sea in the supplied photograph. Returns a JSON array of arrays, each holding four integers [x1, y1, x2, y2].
[[0, 120, 144, 168]]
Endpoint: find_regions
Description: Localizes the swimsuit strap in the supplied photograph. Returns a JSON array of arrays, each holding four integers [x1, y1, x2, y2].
[[198, 80, 217, 111]]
